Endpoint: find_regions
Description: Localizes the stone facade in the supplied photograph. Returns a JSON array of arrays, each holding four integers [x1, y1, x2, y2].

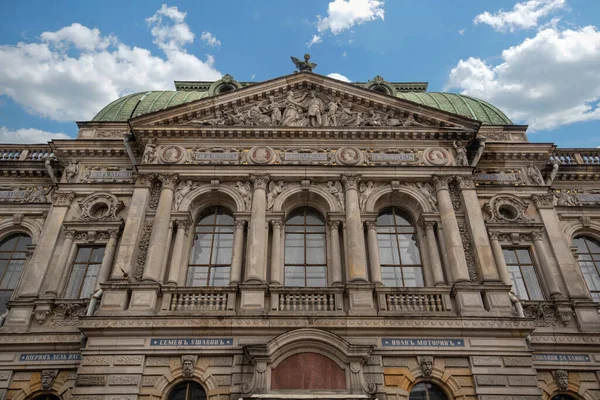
[[0, 72, 598, 400]]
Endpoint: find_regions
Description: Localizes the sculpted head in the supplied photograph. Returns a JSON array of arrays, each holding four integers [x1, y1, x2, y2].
[[420, 356, 433, 377]]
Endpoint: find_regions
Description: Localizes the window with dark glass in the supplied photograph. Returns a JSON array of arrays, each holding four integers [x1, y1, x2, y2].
[[503, 248, 544, 300], [187, 207, 233, 287], [377, 208, 424, 287], [168, 381, 206, 400], [573, 236, 600, 302], [33, 395, 61, 400], [284, 207, 327, 287], [0, 234, 31, 313], [64, 246, 105, 299], [409, 382, 448, 400]]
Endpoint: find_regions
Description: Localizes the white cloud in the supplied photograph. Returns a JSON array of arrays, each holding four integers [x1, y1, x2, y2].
[[316, 0, 384, 35], [200, 31, 221, 47], [446, 26, 600, 130], [0, 4, 221, 122], [307, 35, 322, 47], [342, 51, 347, 57], [327, 73, 351, 82], [474, 0, 566, 32], [459, 29, 466, 35], [0, 127, 70, 143]]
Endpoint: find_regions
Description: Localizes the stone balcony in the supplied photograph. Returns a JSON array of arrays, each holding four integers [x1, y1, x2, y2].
[[375, 287, 453, 316], [550, 148, 600, 165], [0, 144, 54, 161]]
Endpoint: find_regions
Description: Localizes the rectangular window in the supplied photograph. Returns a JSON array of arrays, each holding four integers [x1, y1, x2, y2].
[[64, 246, 105, 299], [503, 248, 544, 300]]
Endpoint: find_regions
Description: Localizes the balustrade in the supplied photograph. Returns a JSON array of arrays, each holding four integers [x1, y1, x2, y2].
[[376, 287, 452, 314], [550, 149, 600, 165], [270, 287, 344, 314], [160, 287, 236, 313], [0, 145, 54, 161]]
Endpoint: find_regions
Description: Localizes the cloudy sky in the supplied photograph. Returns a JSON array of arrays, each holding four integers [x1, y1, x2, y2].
[[1, 0, 599, 147]]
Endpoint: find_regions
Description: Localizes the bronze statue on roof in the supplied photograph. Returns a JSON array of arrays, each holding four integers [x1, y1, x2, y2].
[[291, 54, 317, 72]]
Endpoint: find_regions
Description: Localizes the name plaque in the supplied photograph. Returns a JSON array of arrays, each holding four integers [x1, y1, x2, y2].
[[88, 170, 133, 180], [284, 152, 328, 162], [150, 338, 233, 347], [382, 338, 465, 347], [0, 191, 26, 199], [475, 173, 518, 182], [533, 353, 590, 362], [577, 194, 600, 203], [195, 152, 238, 161], [371, 153, 416, 162], [19, 353, 81, 362]]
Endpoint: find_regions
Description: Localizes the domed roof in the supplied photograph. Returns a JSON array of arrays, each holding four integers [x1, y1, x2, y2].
[[92, 88, 512, 125]]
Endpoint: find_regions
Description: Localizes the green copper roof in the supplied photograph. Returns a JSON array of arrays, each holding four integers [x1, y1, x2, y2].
[[92, 89, 512, 125]]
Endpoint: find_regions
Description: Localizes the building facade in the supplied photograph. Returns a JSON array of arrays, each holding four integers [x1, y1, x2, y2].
[[0, 70, 599, 400]]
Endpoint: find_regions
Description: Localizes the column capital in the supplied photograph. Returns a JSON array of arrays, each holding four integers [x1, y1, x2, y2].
[[235, 219, 248, 229], [250, 174, 270, 190], [455, 175, 475, 189], [108, 229, 120, 239], [532, 231, 544, 241], [364, 220, 376, 230], [159, 174, 179, 190], [64, 229, 76, 239], [328, 220, 341, 229], [431, 175, 450, 192], [341, 175, 360, 190], [133, 172, 156, 188], [420, 220, 436, 230], [270, 219, 283, 229], [175, 219, 192, 232], [488, 230, 500, 241], [52, 191, 75, 207], [532, 193, 555, 209]]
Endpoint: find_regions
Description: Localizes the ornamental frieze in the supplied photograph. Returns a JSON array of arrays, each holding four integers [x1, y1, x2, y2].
[[474, 169, 525, 185], [79, 166, 133, 183], [554, 189, 600, 206], [0, 186, 49, 203], [149, 145, 455, 166]]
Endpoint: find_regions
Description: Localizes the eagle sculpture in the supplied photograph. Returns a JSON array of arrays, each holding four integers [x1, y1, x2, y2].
[[291, 54, 317, 72]]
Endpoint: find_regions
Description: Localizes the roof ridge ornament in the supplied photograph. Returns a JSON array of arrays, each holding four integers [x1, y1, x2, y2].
[[291, 54, 317, 73]]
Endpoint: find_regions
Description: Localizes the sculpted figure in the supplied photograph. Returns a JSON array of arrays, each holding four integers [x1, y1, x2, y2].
[[305, 92, 324, 126], [327, 181, 345, 209], [267, 180, 285, 210], [338, 101, 361, 126], [385, 110, 403, 127], [555, 369, 569, 391], [229, 107, 248, 125], [555, 190, 577, 206], [359, 181, 375, 211], [249, 104, 271, 126], [453, 140, 468, 166], [64, 159, 79, 182], [174, 180, 195, 211], [27, 187, 48, 203], [415, 182, 438, 210], [471, 137, 486, 167], [326, 100, 340, 126], [291, 53, 317, 72], [546, 159, 560, 185], [363, 110, 383, 126], [282, 90, 308, 126], [234, 181, 252, 211], [527, 163, 544, 185], [41, 370, 58, 391], [142, 139, 158, 164], [264, 96, 282, 125], [181, 355, 197, 378], [420, 356, 433, 377]]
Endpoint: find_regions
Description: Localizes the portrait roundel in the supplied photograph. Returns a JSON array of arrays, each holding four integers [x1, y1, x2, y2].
[[248, 146, 276, 164], [423, 147, 450, 166], [336, 146, 363, 165], [159, 145, 186, 164]]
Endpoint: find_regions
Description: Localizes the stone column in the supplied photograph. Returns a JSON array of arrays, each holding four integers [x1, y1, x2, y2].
[[364, 221, 382, 286], [160, 223, 174, 282], [112, 173, 153, 279], [532, 231, 562, 297], [488, 231, 512, 287], [423, 221, 445, 287], [436, 224, 452, 285], [143, 174, 178, 282], [269, 219, 283, 286], [19, 191, 75, 298], [44, 229, 75, 297], [96, 229, 120, 290], [245, 175, 269, 282], [329, 220, 343, 286], [230, 219, 246, 285], [431, 176, 470, 283], [457, 176, 501, 283], [342, 175, 368, 283], [167, 219, 191, 285]]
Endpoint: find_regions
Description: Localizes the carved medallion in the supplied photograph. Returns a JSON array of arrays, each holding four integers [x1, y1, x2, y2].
[[423, 148, 450, 166], [159, 145, 186, 164], [248, 146, 277, 164], [335, 146, 363, 165]]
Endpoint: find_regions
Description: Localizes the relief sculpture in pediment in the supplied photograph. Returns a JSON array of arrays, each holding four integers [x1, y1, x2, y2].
[[183, 90, 434, 128]]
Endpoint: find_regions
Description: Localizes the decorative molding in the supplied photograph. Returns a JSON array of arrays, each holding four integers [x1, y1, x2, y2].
[[532, 193, 555, 209], [483, 194, 531, 223], [133, 222, 153, 281], [76, 192, 123, 221], [250, 174, 270, 191], [341, 175, 360, 191], [458, 222, 478, 282], [158, 174, 178, 190], [51, 191, 76, 206], [133, 172, 155, 188]]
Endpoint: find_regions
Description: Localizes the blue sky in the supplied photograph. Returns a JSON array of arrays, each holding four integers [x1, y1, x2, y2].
[[1, 0, 599, 147]]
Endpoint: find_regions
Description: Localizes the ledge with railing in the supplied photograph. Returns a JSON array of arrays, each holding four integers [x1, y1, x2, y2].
[[0, 144, 54, 162], [550, 149, 600, 165], [269, 286, 344, 315], [376, 287, 453, 315], [160, 286, 237, 314]]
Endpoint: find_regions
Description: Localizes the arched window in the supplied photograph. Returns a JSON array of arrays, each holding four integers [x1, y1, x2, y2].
[[187, 207, 234, 287], [573, 236, 600, 302], [32, 396, 61, 400], [168, 381, 206, 400], [409, 382, 448, 400], [551, 396, 576, 400], [0, 234, 31, 313], [284, 207, 327, 287], [377, 208, 423, 287]]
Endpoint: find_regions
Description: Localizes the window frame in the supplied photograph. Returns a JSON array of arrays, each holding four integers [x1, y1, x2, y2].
[[502, 246, 545, 301], [63, 245, 105, 299], [376, 207, 424, 288], [167, 381, 207, 400], [408, 381, 449, 400], [573, 235, 600, 303], [0, 233, 32, 312], [186, 207, 235, 287], [283, 207, 328, 287]]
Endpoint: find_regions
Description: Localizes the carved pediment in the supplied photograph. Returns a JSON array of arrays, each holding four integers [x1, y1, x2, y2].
[[130, 73, 481, 131]]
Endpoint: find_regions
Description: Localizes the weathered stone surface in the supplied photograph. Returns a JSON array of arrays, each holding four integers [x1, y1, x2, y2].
[[364, 374, 384, 384], [577, 372, 597, 381], [383, 357, 414, 367], [444, 358, 470, 367], [108, 375, 140, 386], [508, 375, 539, 387], [476, 375, 507, 386], [76, 375, 107, 386], [142, 376, 160, 387], [214, 375, 232, 386], [367, 355, 382, 365], [146, 357, 170, 367], [503, 357, 533, 367], [12, 372, 31, 381], [472, 356, 502, 366], [232, 373, 252, 385], [454, 376, 474, 387], [0, 371, 10, 381], [208, 356, 233, 367], [114, 355, 143, 365], [83, 356, 112, 366]]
